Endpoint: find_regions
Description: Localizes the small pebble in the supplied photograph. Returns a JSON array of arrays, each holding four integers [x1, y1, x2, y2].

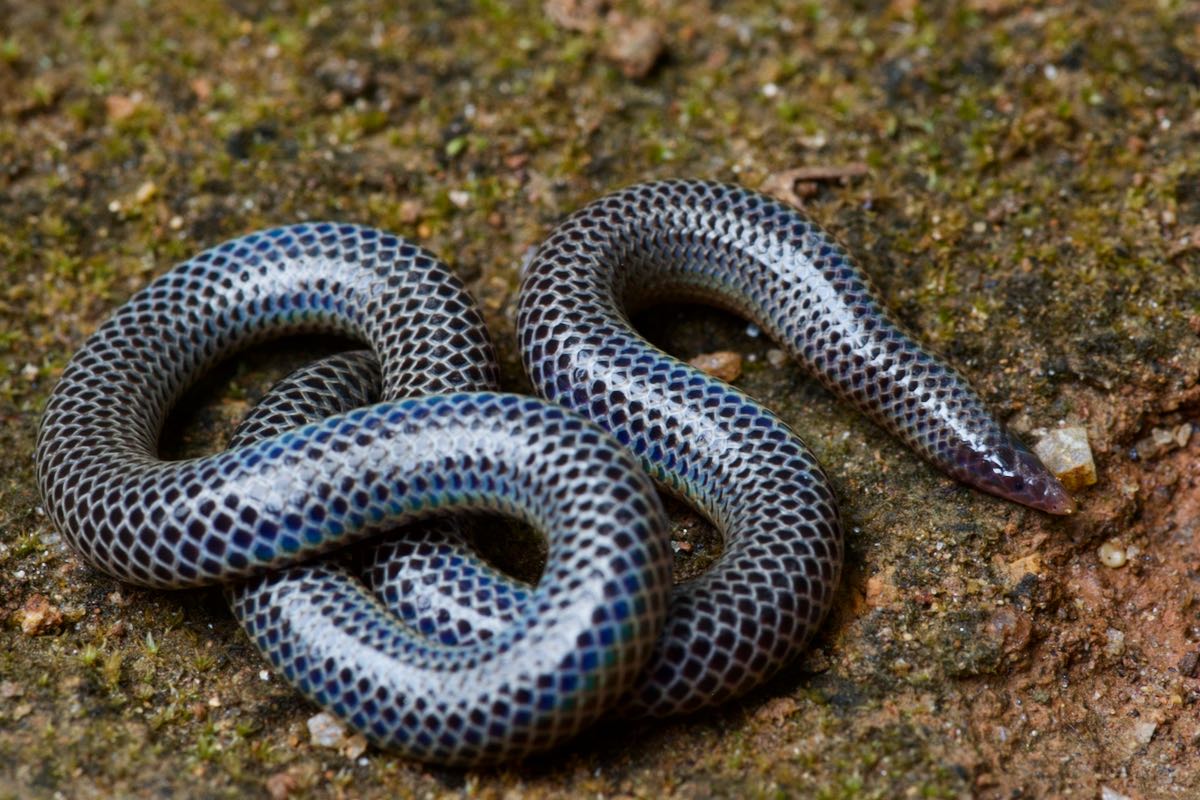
[[17, 594, 64, 635], [1100, 788, 1132, 800], [189, 78, 212, 102], [603, 16, 665, 79], [1104, 627, 1125, 657], [1131, 720, 1157, 745], [1134, 423, 1192, 460], [104, 93, 141, 121], [448, 190, 471, 209], [1098, 540, 1127, 569], [1032, 426, 1096, 492], [265, 771, 297, 800], [315, 57, 374, 100], [343, 733, 368, 759], [688, 350, 742, 382], [543, 0, 605, 33], [1175, 422, 1193, 447], [307, 711, 350, 748], [397, 199, 422, 224], [134, 181, 157, 204], [766, 348, 787, 368]]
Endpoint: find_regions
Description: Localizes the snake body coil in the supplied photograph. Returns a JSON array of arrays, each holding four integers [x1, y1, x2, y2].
[[36, 180, 1071, 764]]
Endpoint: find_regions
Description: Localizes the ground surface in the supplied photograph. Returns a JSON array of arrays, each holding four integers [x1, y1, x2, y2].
[[2, 1, 1200, 798]]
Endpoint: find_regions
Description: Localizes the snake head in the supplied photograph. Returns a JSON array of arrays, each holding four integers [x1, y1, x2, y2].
[[953, 435, 1076, 515]]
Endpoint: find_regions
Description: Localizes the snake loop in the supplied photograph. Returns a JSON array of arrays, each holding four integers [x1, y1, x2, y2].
[[36, 181, 1071, 764], [35, 223, 673, 763]]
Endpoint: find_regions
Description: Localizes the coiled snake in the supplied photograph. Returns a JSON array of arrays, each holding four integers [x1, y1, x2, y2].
[[35, 180, 1073, 764]]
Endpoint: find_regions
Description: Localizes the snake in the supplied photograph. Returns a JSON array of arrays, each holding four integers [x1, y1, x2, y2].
[[35, 180, 1073, 765]]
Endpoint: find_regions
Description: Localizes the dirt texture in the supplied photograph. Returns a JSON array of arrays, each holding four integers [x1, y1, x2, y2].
[[2, 1, 1199, 798]]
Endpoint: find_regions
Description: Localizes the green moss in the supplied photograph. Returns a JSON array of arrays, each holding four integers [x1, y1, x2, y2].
[[2, 1, 1199, 798]]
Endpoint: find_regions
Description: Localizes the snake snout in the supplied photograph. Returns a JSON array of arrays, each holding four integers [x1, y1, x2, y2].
[[955, 438, 1076, 516]]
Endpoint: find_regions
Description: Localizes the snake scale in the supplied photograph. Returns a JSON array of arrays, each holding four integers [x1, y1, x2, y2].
[[35, 180, 1073, 764]]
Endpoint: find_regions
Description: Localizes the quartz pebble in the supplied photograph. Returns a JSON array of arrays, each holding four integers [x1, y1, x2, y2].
[[1098, 540, 1127, 568], [1131, 720, 1157, 745], [307, 711, 350, 748], [1133, 422, 1192, 460], [1033, 426, 1096, 492], [1104, 627, 1126, 657]]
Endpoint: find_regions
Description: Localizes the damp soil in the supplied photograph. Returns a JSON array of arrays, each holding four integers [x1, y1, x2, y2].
[[2, 1, 1200, 798]]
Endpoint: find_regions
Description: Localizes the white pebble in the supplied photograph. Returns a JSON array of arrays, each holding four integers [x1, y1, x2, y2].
[[307, 711, 350, 748], [134, 181, 157, 204], [1104, 627, 1125, 657], [1033, 426, 1096, 492], [448, 190, 471, 209], [1098, 540, 1127, 568], [1131, 720, 1157, 745], [766, 349, 787, 368], [1174, 422, 1192, 448]]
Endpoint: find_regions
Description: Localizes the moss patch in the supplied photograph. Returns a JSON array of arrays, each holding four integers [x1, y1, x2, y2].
[[3, 1, 1199, 798]]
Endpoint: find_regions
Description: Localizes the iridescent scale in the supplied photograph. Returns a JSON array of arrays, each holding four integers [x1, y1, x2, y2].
[[35, 181, 1070, 765]]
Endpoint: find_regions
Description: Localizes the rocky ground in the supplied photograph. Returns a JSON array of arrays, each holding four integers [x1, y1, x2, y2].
[[2, 1, 1199, 797]]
